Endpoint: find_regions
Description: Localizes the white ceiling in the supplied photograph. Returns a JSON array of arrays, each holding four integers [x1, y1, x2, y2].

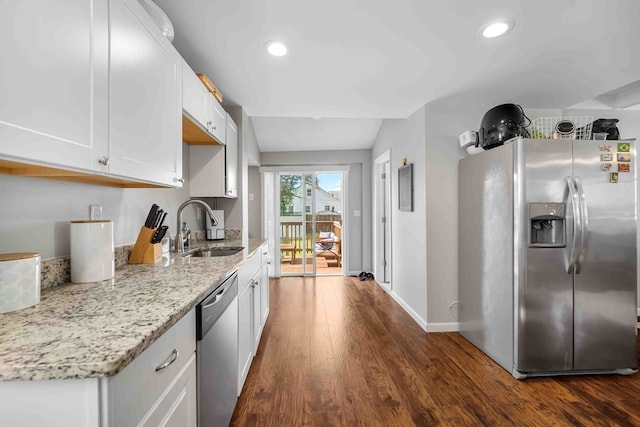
[[152, 0, 640, 152]]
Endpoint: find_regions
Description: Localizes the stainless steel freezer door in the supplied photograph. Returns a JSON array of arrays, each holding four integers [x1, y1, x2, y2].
[[572, 140, 637, 371], [516, 139, 575, 373]]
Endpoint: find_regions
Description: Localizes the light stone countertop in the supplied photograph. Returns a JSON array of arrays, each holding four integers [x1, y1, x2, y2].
[[0, 239, 265, 382]]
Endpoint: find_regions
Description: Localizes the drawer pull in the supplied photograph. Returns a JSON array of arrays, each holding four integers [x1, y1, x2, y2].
[[155, 349, 179, 373]]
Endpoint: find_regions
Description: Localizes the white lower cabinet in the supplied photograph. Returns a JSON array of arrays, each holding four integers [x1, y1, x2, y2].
[[260, 247, 271, 326], [237, 243, 270, 396], [137, 354, 196, 427], [237, 279, 254, 394], [251, 269, 262, 353], [106, 309, 196, 427], [0, 309, 196, 427]]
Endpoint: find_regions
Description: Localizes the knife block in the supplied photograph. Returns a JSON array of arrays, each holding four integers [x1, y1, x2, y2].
[[129, 227, 162, 264]]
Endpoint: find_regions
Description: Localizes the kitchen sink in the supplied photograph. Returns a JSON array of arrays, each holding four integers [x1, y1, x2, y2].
[[191, 247, 244, 257]]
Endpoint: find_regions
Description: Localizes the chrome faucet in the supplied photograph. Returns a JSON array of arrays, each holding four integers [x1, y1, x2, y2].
[[175, 200, 219, 253]]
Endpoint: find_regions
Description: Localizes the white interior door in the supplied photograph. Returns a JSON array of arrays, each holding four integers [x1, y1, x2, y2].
[[374, 151, 392, 289]]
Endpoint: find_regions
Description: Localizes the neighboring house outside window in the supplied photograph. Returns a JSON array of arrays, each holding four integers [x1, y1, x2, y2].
[[305, 206, 311, 213]]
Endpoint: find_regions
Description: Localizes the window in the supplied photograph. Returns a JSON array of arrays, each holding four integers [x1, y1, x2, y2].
[[306, 188, 312, 196], [325, 205, 330, 211], [305, 206, 311, 213]]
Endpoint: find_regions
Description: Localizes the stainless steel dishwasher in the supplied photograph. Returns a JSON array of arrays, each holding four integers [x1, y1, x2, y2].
[[196, 272, 238, 427]]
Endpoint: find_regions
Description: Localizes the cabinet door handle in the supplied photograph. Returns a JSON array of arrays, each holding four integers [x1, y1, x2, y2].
[[98, 156, 110, 166], [155, 349, 179, 373]]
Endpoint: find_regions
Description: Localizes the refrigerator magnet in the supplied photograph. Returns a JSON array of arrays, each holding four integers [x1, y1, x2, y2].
[[618, 142, 631, 153], [599, 144, 611, 152], [618, 163, 630, 173], [601, 153, 613, 162], [610, 172, 619, 183], [617, 153, 631, 162], [601, 163, 612, 172]]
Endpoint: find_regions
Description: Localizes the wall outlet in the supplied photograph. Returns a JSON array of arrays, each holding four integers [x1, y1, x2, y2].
[[90, 205, 103, 220]]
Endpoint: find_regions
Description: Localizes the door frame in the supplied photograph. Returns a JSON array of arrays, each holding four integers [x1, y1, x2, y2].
[[373, 150, 392, 291], [261, 165, 350, 277]]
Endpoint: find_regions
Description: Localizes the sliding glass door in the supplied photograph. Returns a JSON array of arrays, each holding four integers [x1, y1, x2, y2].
[[278, 171, 343, 276]]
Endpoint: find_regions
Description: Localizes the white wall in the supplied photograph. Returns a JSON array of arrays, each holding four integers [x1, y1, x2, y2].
[[0, 144, 199, 259], [423, 98, 513, 330], [260, 149, 372, 274], [371, 106, 428, 328]]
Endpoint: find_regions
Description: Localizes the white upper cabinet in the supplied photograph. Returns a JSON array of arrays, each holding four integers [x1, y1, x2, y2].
[[0, 0, 183, 188], [188, 113, 238, 198], [225, 113, 238, 197], [182, 61, 226, 146], [0, 0, 108, 171], [208, 94, 227, 144], [182, 61, 210, 132], [107, 0, 183, 187]]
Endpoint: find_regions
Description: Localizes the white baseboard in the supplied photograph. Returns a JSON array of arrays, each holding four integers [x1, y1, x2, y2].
[[375, 283, 427, 331], [426, 322, 460, 332]]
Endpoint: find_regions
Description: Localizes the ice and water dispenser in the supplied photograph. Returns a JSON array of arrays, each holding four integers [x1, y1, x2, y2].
[[529, 203, 566, 247]]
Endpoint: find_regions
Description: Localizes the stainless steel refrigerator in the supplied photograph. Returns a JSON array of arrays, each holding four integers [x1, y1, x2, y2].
[[459, 137, 637, 378]]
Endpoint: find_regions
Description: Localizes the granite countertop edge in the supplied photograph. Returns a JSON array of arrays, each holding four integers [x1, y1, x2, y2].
[[0, 238, 266, 382]]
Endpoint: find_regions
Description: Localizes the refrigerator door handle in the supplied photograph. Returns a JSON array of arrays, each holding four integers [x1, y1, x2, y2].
[[573, 176, 588, 274], [565, 176, 581, 274]]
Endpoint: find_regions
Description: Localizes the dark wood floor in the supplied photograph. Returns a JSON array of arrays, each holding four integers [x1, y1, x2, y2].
[[230, 276, 640, 426]]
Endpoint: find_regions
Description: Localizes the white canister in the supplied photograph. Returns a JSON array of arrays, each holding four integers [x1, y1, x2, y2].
[[0, 253, 41, 314], [70, 220, 115, 283]]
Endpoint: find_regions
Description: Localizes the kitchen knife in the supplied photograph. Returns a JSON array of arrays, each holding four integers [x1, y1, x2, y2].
[[151, 225, 168, 243], [144, 204, 159, 228], [156, 211, 168, 229], [153, 209, 164, 228]]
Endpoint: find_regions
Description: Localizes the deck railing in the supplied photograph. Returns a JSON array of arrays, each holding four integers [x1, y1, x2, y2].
[[280, 220, 342, 253]]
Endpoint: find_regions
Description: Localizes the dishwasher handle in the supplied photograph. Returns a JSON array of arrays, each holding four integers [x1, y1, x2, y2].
[[202, 286, 226, 309], [196, 272, 238, 340]]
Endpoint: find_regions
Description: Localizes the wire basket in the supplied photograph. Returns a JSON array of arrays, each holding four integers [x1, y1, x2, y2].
[[529, 116, 594, 140]]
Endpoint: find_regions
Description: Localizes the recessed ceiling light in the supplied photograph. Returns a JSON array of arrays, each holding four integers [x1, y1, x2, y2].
[[481, 20, 513, 38], [265, 41, 289, 56]]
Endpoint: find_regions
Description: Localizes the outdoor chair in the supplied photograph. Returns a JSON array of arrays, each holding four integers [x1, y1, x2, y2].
[[315, 231, 341, 267]]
